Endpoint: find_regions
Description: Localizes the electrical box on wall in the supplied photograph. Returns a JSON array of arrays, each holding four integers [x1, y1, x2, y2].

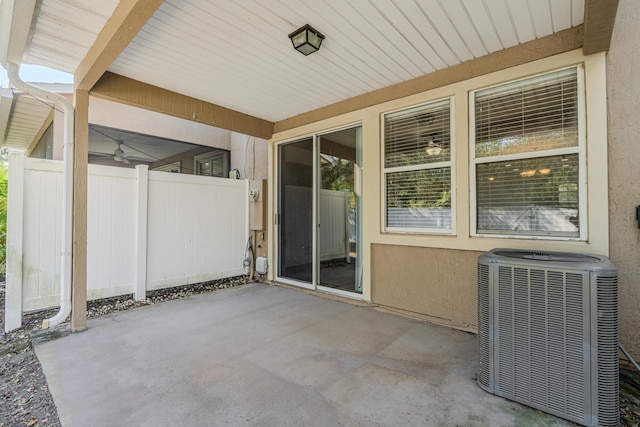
[[255, 256, 268, 275], [249, 179, 266, 231]]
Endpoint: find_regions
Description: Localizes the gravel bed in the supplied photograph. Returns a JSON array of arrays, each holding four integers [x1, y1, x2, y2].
[[0, 276, 249, 427]]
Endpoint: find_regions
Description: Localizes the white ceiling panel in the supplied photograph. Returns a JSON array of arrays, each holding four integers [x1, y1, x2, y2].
[[462, 1, 505, 53], [527, 0, 555, 37], [572, 0, 585, 27], [550, 0, 574, 32], [507, 0, 536, 43], [4, 94, 53, 150], [17, 0, 585, 124], [483, 0, 519, 48], [421, 0, 474, 63], [437, 0, 489, 58], [22, 0, 119, 73]]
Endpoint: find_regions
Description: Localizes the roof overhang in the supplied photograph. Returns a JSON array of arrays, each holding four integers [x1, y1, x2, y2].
[[0, 0, 36, 68], [0, 88, 13, 146], [0, 84, 72, 152]]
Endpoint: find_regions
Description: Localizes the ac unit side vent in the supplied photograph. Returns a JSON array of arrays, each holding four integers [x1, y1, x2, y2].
[[477, 263, 491, 390], [478, 249, 618, 427], [596, 275, 619, 427]]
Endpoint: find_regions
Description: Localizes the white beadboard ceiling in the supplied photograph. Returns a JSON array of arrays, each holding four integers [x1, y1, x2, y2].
[[22, 0, 120, 73], [2, 92, 54, 151], [0, 84, 73, 151], [20, 0, 585, 123]]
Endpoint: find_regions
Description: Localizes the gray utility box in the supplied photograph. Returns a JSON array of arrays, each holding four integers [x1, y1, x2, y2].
[[477, 249, 618, 427]]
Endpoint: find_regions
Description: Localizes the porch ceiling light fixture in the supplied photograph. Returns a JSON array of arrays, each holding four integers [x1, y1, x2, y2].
[[288, 24, 325, 55]]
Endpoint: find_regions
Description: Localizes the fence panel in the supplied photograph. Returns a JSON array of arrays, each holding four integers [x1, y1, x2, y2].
[[13, 158, 248, 315], [319, 189, 349, 261], [86, 165, 137, 300], [146, 172, 248, 290], [22, 159, 63, 311]]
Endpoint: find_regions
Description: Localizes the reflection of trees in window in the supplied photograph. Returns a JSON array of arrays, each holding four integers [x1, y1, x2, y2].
[[386, 168, 451, 209], [321, 157, 355, 208]]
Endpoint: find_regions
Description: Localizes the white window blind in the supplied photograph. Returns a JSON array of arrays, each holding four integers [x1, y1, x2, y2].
[[383, 98, 453, 232], [472, 67, 582, 238], [475, 67, 578, 157]]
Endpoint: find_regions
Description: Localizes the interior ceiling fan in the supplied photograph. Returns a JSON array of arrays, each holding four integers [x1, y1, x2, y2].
[[112, 141, 130, 164], [88, 140, 135, 164]]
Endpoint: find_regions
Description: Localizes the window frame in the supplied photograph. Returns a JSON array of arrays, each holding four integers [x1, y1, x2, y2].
[[381, 96, 456, 235], [194, 149, 230, 178], [469, 65, 588, 241]]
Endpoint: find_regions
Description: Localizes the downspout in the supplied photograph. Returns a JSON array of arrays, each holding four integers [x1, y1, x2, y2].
[[6, 63, 74, 328]]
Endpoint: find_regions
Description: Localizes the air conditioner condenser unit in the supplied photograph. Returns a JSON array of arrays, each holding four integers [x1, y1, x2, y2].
[[477, 249, 618, 427]]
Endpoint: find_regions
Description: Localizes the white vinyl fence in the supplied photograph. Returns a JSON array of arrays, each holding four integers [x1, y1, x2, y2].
[[6, 153, 248, 327], [319, 189, 350, 262], [282, 185, 350, 265]]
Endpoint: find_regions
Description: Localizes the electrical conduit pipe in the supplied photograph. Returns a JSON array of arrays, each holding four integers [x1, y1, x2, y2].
[[7, 63, 74, 328]]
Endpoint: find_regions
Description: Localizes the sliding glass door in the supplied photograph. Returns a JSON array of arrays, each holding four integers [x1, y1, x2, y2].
[[276, 126, 362, 296], [277, 138, 314, 284], [317, 127, 362, 294]]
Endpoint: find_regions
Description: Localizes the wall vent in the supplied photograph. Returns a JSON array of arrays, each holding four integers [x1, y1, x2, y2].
[[477, 248, 618, 427]]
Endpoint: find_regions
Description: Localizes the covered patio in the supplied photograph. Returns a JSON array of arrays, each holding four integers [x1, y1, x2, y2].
[[35, 283, 570, 426], [2, 0, 639, 425]]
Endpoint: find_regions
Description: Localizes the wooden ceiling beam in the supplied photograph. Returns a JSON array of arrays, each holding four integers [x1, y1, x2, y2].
[[91, 72, 274, 139], [74, 0, 164, 91], [583, 0, 620, 55]]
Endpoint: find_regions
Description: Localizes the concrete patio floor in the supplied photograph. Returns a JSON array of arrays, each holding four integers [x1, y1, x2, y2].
[[35, 283, 572, 426]]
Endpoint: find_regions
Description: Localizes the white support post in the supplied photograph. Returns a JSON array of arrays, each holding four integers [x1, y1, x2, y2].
[[134, 165, 149, 301], [5, 150, 25, 332]]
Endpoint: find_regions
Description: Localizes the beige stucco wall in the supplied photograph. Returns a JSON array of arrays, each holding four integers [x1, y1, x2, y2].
[[230, 132, 268, 180], [88, 97, 231, 149], [269, 49, 610, 331], [607, 0, 640, 359], [371, 245, 481, 329]]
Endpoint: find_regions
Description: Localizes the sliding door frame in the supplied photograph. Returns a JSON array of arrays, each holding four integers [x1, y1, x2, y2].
[[274, 123, 362, 299]]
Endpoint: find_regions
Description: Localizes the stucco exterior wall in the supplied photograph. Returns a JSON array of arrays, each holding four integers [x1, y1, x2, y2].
[[270, 50, 609, 313], [371, 245, 481, 329], [88, 97, 231, 149], [607, 0, 640, 359], [230, 132, 268, 180]]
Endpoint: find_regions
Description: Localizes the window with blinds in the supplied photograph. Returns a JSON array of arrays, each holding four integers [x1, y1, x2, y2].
[[383, 98, 453, 232], [472, 67, 583, 238]]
